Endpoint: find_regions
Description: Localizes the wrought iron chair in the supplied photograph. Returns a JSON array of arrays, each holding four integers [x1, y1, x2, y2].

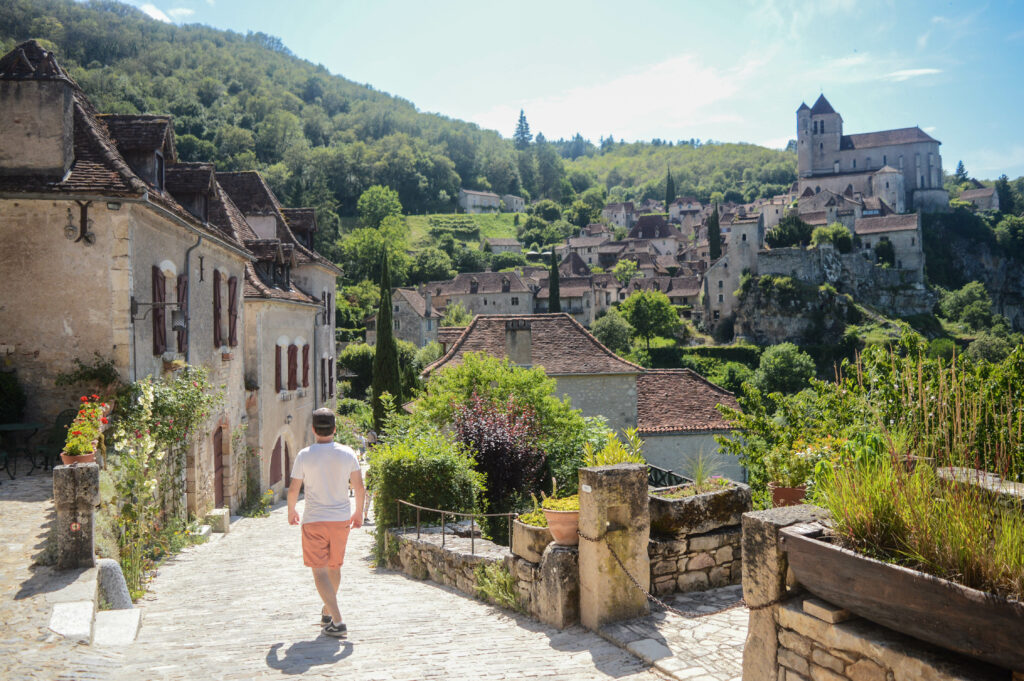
[[32, 408, 78, 473]]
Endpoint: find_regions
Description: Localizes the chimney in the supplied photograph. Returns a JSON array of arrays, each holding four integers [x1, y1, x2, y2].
[[422, 286, 432, 318], [504, 319, 532, 366], [0, 43, 75, 178]]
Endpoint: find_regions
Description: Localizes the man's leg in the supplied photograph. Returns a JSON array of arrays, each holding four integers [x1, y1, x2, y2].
[[312, 568, 341, 623], [321, 567, 341, 618]]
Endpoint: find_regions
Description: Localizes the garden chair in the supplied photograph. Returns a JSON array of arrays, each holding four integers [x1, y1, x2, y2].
[[32, 409, 77, 473]]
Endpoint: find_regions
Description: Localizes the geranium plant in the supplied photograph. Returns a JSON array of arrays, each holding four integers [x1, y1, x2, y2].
[[63, 394, 108, 456]]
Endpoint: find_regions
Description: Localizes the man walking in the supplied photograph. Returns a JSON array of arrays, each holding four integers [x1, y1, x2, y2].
[[288, 408, 364, 638]]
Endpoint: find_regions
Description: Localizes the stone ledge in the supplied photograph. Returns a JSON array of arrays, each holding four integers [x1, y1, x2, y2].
[[49, 600, 94, 644], [93, 608, 142, 646]]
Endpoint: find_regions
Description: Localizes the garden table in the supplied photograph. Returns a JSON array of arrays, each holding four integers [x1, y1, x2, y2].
[[0, 422, 45, 481]]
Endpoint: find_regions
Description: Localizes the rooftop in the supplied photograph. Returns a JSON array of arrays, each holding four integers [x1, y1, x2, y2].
[[854, 213, 919, 235], [636, 369, 738, 433]]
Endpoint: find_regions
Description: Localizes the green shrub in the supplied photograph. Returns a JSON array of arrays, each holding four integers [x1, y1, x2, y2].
[[752, 343, 815, 394], [810, 222, 853, 253], [367, 430, 484, 563], [926, 337, 956, 360], [474, 562, 521, 611]]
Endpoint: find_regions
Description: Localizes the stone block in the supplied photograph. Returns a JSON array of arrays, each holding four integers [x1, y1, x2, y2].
[[511, 519, 552, 564], [811, 648, 845, 674], [53, 463, 100, 570], [708, 566, 730, 588], [803, 598, 852, 624], [741, 505, 828, 608], [744, 608, 781, 681], [677, 571, 709, 592], [649, 482, 751, 537], [689, 532, 725, 552], [204, 508, 230, 533], [49, 600, 94, 644], [514, 558, 536, 583], [44, 567, 97, 605], [536, 543, 579, 629], [652, 559, 676, 576], [687, 552, 716, 571], [809, 664, 845, 681], [715, 545, 734, 564], [626, 638, 673, 664], [92, 608, 141, 646], [845, 659, 885, 681], [653, 575, 676, 595], [97, 558, 132, 610], [778, 648, 810, 676], [779, 630, 812, 657]]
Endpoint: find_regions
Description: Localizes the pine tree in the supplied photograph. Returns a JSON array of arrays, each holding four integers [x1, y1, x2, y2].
[[665, 167, 676, 207], [708, 204, 722, 260], [548, 248, 561, 313], [371, 252, 402, 431], [954, 160, 968, 184], [514, 109, 532, 151]]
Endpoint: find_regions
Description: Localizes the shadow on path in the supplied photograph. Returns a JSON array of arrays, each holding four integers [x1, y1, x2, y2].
[[265, 638, 353, 674]]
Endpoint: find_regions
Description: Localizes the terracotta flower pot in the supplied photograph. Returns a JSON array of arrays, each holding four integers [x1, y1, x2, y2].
[[542, 509, 580, 546], [61, 440, 98, 466], [769, 482, 806, 507]]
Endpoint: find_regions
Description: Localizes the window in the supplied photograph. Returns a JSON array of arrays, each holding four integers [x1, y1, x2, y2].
[[852, 159, 856, 169], [511, 297, 519, 306], [911, 237, 915, 246], [883, 155, 887, 165], [820, 142, 823, 151], [175, 273, 188, 354], [155, 152, 165, 190], [213, 269, 223, 347], [394, 319, 400, 330], [394, 304, 400, 313], [152, 266, 167, 356], [227, 276, 239, 347], [718, 294, 724, 303], [718, 280, 723, 289], [287, 344, 298, 390], [713, 310, 720, 321], [741, 233, 747, 242], [275, 345, 283, 392], [885, 182, 889, 189], [302, 345, 310, 388]]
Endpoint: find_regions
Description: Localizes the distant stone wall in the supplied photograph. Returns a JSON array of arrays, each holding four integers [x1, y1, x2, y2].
[[649, 526, 742, 595], [555, 373, 638, 433]]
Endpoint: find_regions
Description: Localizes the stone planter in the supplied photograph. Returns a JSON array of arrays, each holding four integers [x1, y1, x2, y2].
[[769, 482, 806, 507], [542, 509, 579, 546], [781, 522, 1024, 672], [649, 482, 751, 537], [511, 519, 553, 563]]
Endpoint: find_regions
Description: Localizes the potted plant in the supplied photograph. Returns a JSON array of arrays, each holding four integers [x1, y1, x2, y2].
[[541, 494, 580, 546], [764, 437, 841, 507], [512, 497, 553, 563], [782, 452, 1024, 671], [60, 395, 107, 465]]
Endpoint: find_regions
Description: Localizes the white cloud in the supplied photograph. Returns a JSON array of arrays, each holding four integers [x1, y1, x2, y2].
[[168, 7, 194, 19], [923, 126, 937, 134], [965, 145, 1024, 178], [139, 3, 171, 22], [884, 68, 942, 82]]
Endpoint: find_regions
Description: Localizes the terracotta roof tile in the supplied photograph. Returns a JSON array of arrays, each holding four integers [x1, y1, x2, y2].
[[854, 213, 919, 235], [394, 288, 441, 318], [636, 369, 738, 433], [422, 314, 643, 377], [629, 214, 681, 240], [242, 262, 317, 304], [959, 187, 995, 200], [437, 326, 467, 345], [840, 126, 938, 150], [166, 162, 215, 195], [98, 114, 177, 161], [484, 237, 520, 247], [429, 271, 532, 296]]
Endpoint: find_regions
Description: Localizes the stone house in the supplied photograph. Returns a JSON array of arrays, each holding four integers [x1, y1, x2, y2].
[[564, 235, 608, 266], [535, 279, 599, 326], [422, 314, 644, 432], [427, 271, 534, 316], [581, 223, 612, 238], [558, 251, 592, 277], [853, 213, 924, 277], [481, 237, 522, 254], [702, 216, 762, 327], [602, 201, 636, 229], [0, 41, 252, 514], [500, 194, 525, 213], [796, 94, 946, 212], [620, 276, 702, 314], [628, 214, 683, 256], [458, 188, 501, 213], [216, 171, 341, 497], [668, 197, 702, 223], [959, 186, 999, 212], [365, 287, 441, 347], [636, 369, 742, 480]]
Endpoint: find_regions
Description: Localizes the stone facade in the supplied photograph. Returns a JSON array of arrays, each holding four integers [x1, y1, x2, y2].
[[554, 373, 638, 433], [458, 188, 500, 213], [648, 526, 742, 596]]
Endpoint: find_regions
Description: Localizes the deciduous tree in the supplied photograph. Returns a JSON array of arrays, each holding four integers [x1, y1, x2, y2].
[[619, 290, 680, 349]]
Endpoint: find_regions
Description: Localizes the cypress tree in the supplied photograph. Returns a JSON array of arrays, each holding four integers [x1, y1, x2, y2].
[[708, 204, 722, 261], [665, 167, 675, 207], [371, 252, 401, 431], [548, 248, 561, 313]]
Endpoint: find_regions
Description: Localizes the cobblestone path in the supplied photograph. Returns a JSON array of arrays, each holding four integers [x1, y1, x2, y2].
[[101, 500, 666, 681]]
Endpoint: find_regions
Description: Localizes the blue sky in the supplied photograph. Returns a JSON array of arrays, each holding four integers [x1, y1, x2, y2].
[[128, 0, 1024, 178]]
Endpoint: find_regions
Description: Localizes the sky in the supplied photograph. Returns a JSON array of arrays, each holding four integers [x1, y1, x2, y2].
[[125, 0, 1024, 178]]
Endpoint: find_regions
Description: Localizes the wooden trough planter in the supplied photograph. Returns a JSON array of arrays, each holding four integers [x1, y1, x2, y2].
[[780, 522, 1024, 672], [511, 519, 553, 563], [648, 481, 751, 537]]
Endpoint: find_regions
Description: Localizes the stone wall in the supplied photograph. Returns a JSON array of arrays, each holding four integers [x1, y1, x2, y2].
[[554, 373, 638, 433], [648, 525, 742, 595]]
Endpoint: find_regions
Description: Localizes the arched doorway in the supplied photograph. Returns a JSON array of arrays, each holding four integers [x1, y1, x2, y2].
[[270, 437, 282, 485], [283, 442, 292, 485], [213, 427, 227, 508]]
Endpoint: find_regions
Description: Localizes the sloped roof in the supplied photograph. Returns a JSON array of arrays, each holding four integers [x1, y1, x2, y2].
[[874, 165, 901, 174], [242, 262, 317, 304], [166, 162, 215, 195], [629, 214, 682, 240], [797, 102, 810, 113], [206, 179, 256, 247], [960, 187, 995, 200], [394, 288, 441, 319], [422, 313, 643, 377], [460, 188, 500, 199], [861, 196, 893, 215], [437, 326, 467, 345], [98, 114, 177, 162], [559, 251, 591, 276], [282, 208, 317, 234], [636, 369, 738, 433], [568, 235, 609, 249], [854, 213, 919, 235], [484, 237, 521, 247], [429, 271, 531, 295], [810, 94, 836, 115], [841, 127, 938, 150]]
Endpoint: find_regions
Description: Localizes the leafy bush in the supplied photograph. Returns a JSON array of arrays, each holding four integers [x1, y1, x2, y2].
[[926, 337, 956, 360], [873, 239, 895, 267], [55, 353, 121, 390], [810, 222, 853, 253], [751, 342, 816, 394], [967, 334, 1013, 363], [708, 361, 752, 393], [541, 494, 579, 511], [474, 562, 521, 611], [367, 430, 484, 562], [766, 215, 813, 248], [591, 308, 634, 354], [582, 428, 645, 466]]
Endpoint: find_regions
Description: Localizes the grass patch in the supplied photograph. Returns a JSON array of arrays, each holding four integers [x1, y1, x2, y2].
[[654, 477, 732, 499], [474, 562, 522, 612], [405, 213, 519, 248]]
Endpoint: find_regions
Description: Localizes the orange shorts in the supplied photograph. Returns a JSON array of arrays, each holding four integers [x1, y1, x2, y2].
[[301, 521, 352, 568]]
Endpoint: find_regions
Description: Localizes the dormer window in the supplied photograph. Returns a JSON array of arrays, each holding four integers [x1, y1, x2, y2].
[[154, 151, 165, 190], [201, 193, 209, 223], [470, 280, 479, 294]]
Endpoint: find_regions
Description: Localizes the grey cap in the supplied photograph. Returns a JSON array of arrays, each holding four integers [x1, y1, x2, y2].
[[312, 407, 335, 429]]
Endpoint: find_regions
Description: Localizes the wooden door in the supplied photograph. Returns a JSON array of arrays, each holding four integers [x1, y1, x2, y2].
[[270, 437, 282, 485], [213, 427, 225, 508], [284, 442, 292, 484]]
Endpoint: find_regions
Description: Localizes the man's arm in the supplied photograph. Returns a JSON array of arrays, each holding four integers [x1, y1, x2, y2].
[[287, 477, 303, 525], [350, 467, 365, 529]]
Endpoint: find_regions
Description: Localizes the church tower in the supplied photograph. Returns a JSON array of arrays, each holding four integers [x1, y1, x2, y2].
[[796, 102, 811, 177], [808, 94, 842, 174]]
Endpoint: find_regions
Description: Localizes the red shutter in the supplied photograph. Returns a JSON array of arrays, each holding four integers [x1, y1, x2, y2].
[[328, 358, 334, 397], [320, 358, 327, 401], [302, 345, 310, 388], [152, 266, 166, 355], [287, 344, 298, 390], [275, 345, 282, 392], [227, 276, 239, 347], [176, 273, 189, 354], [213, 269, 223, 348]]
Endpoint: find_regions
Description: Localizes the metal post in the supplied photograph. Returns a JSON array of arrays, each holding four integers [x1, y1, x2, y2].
[[471, 515, 475, 555], [441, 512, 445, 548], [416, 508, 420, 540]]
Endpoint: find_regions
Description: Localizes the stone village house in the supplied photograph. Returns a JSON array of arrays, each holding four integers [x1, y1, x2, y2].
[[0, 41, 338, 513], [365, 287, 442, 347], [422, 314, 741, 475]]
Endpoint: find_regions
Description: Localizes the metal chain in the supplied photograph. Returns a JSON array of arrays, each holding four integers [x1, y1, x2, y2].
[[577, 528, 777, 618]]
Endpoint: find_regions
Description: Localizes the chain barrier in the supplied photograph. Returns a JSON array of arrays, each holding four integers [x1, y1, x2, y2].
[[577, 527, 781, 618]]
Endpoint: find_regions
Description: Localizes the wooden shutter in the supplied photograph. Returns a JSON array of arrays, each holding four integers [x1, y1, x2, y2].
[[287, 344, 298, 390], [320, 358, 327, 401], [302, 345, 310, 388], [321, 291, 327, 325], [176, 273, 189, 354], [152, 265, 166, 355], [213, 269, 223, 347], [275, 345, 282, 392], [328, 358, 334, 397], [227, 276, 239, 347]]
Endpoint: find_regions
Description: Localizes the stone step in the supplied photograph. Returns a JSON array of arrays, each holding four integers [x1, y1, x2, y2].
[[49, 600, 95, 644], [204, 508, 230, 533], [93, 608, 142, 646], [191, 524, 212, 539]]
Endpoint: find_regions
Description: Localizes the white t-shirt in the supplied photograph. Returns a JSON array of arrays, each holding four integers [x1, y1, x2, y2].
[[290, 442, 360, 524]]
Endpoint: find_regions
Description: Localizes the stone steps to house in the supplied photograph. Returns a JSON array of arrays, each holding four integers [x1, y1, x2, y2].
[[47, 559, 142, 646]]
